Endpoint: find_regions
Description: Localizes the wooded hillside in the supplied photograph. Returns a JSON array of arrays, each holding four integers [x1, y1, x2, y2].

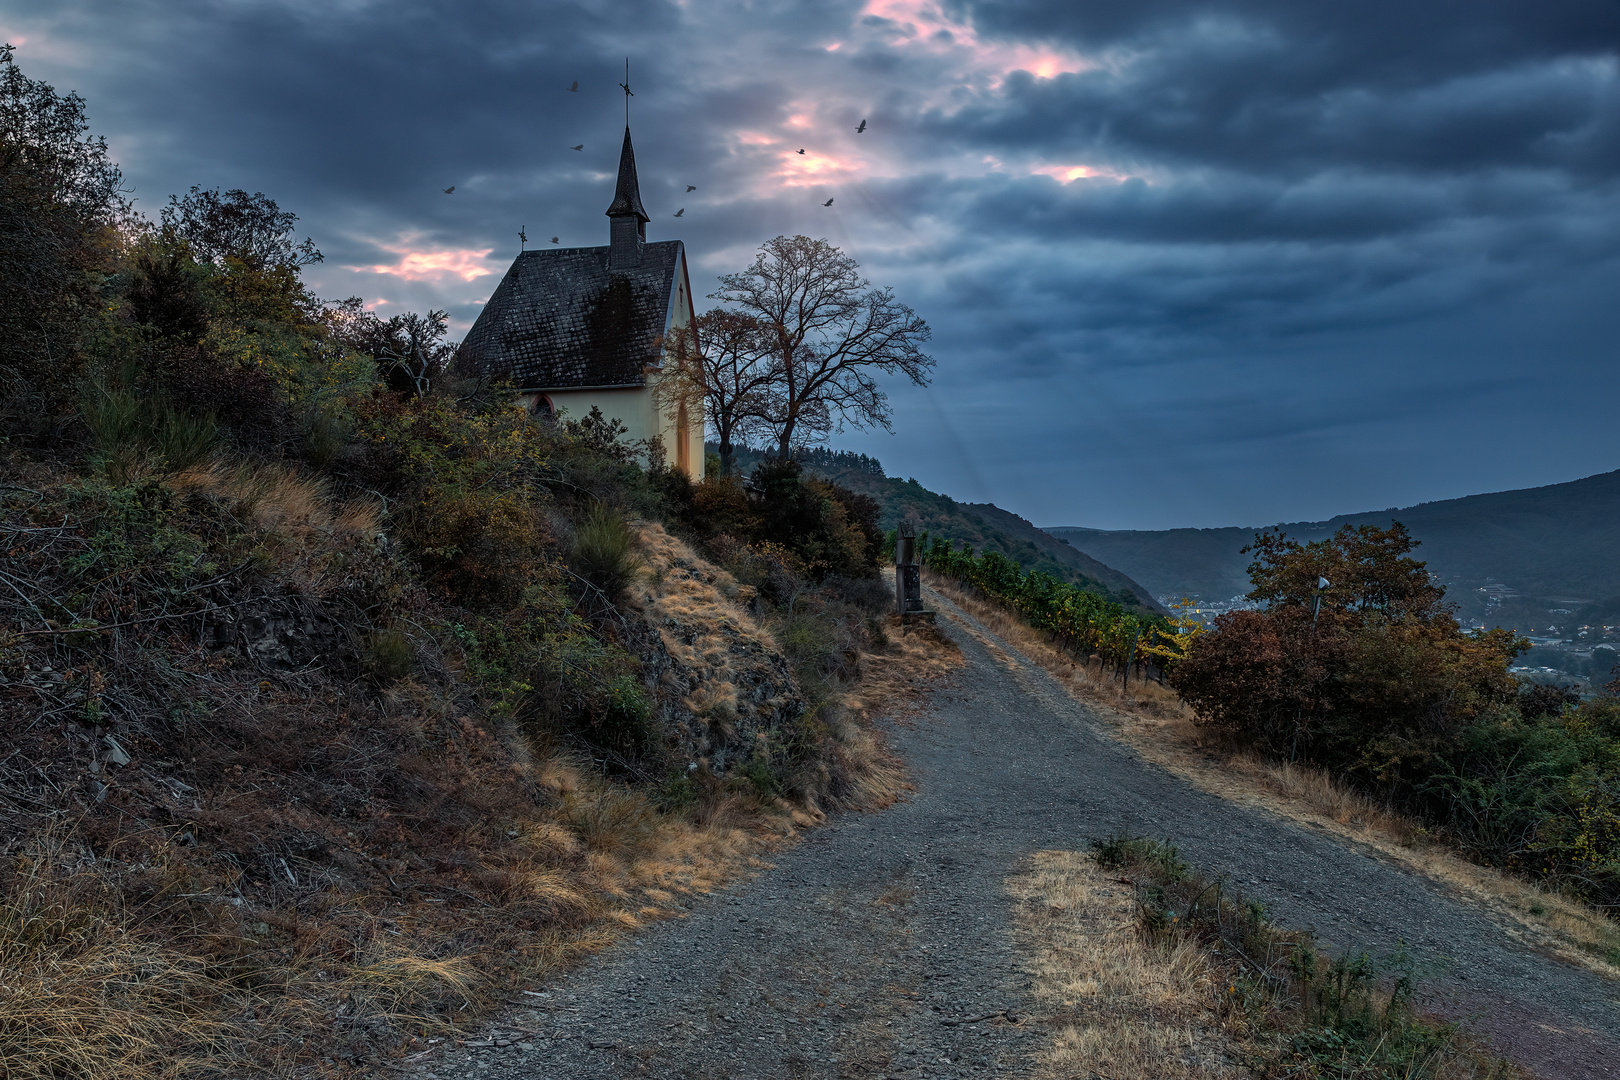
[[1049, 468, 1620, 626], [719, 445, 1164, 614]]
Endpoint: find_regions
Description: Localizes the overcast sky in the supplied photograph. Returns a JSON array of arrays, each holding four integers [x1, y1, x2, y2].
[[7, 0, 1620, 529]]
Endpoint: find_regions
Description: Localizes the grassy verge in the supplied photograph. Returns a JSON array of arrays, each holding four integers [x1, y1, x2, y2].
[[929, 573, 1620, 978], [1010, 836, 1520, 1080]]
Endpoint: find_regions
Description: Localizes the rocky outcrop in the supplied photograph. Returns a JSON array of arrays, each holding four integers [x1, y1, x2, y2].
[[205, 594, 350, 669], [631, 524, 805, 774]]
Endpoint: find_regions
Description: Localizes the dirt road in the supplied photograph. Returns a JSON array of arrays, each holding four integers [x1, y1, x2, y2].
[[409, 588, 1619, 1080]]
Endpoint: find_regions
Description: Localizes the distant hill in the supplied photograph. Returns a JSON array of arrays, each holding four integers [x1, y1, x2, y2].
[[714, 446, 1164, 614], [1046, 468, 1620, 630]]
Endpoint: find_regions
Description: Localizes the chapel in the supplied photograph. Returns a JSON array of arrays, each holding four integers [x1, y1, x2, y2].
[[459, 126, 703, 475]]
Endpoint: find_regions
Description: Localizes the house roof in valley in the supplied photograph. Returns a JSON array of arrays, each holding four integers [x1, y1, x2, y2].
[[458, 240, 685, 390]]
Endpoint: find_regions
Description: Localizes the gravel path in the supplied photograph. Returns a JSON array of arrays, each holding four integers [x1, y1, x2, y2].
[[409, 588, 1619, 1080]]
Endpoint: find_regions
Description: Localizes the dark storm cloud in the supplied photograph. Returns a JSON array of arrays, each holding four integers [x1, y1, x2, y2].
[[8, 0, 1620, 528]]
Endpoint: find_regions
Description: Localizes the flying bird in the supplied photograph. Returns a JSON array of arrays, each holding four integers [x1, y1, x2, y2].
[[673, 208, 685, 217], [823, 197, 834, 206], [567, 80, 579, 92], [570, 144, 584, 151], [686, 185, 697, 192], [442, 186, 455, 194], [797, 148, 805, 154], [856, 119, 867, 133], [550, 236, 560, 244]]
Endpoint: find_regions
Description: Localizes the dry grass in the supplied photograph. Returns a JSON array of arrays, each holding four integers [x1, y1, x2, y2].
[[1008, 850, 1242, 1080], [630, 531, 955, 819], [927, 575, 1620, 980], [172, 458, 377, 537], [1014, 842, 1523, 1080], [0, 832, 240, 1080], [631, 523, 783, 718]]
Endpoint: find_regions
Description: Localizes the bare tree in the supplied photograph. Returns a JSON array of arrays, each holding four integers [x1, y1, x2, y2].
[[325, 301, 453, 398], [664, 309, 779, 475], [712, 235, 933, 459]]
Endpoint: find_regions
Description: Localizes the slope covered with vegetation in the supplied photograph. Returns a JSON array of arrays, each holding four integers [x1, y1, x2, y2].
[[721, 444, 1163, 614], [0, 48, 929, 1078]]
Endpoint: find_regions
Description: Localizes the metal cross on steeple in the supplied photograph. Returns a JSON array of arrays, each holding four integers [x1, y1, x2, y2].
[[618, 57, 632, 126]]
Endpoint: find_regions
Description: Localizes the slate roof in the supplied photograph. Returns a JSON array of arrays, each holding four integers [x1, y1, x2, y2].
[[458, 240, 684, 390]]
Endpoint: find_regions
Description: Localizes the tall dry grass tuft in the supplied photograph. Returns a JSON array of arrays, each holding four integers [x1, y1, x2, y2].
[[0, 834, 239, 1080], [171, 458, 378, 541], [336, 948, 478, 1028]]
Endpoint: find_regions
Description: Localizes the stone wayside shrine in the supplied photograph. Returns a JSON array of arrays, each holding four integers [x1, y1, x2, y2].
[[894, 527, 934, 624], [458, 125, 704, 475]]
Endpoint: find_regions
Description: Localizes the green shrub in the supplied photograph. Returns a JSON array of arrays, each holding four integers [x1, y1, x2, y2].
[[81, 382, 218, 482], [655, 769, 700, 813], [301, 406, 349, 468], [362, 630, 414, 684], [571, 505, 641, 595], [738, 757, 784, 802], [594, 673, 654, 755]]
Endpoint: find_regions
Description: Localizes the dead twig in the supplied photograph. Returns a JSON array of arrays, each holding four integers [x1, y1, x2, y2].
[[12, 595, 258, 637]]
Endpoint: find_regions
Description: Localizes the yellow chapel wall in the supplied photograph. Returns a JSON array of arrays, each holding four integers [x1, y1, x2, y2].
[[520, 385, 704, 477]]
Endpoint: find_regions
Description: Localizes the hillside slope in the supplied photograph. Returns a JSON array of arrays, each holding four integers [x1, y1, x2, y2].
[[1047, 467, 1620, 625], [717, 447, 1164, 614]]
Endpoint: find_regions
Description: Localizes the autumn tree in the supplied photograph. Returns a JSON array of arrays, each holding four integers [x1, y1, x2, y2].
[[0, 43, 128, 412], [664, 309, 778, 475], [1172, 522, 1523, 770], [1243, 522, 1444, 619], [711, 235, 933, 459]]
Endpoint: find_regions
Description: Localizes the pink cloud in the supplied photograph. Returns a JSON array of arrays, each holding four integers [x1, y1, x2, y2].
[[1031, 164, 1128, 183], [348, 242, 497, 282], [860, 0, 1088, 81], [775, 149, 862, 187]]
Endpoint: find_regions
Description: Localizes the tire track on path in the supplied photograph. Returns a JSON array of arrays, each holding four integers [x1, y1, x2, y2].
[[409, 588, 1618, 1080]]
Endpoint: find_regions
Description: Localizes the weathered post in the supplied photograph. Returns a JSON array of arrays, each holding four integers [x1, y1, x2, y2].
[[894, 526, 934, 627], [896, 528, 922, 616]]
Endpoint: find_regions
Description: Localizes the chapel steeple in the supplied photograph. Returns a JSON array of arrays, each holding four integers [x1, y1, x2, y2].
[[606, 126, 649, 268]]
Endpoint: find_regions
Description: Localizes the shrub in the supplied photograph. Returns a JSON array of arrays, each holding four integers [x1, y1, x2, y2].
[[738, 757, 784, 802], [687, 475, 760, 539], [570, 505, 641, 596], [1092, 831, 1504, 1078], [362, 630, 414, 684], [750, 459, 880, 580], [592, 673, 654, 756], [81, 381, 218, 482], [1169, 522, 1620, 908], [353, 393, 552, 605], [1520, 681, 1581, 719]]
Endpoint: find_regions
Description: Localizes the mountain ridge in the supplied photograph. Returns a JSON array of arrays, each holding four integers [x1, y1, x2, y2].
[[1045, 467, 1620, 627]]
